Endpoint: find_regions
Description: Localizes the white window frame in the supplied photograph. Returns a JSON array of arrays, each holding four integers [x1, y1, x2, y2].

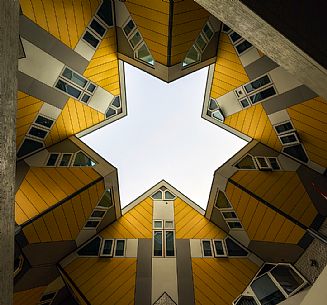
[[164, 220, 174, 229], [243, 74, 273, 95], [234, 38, 254, 56], [273, 120, 295, 135], [100, 239, 114, 257], [90, 208, 107, 220], [254, 156, 272, 170], [202, 22, 214, 41], [58, 153, 73, 167], [83, 219, 101, 230], [222, 24, 232, 34], [164, 230, 176, 257], [234, 154, 258, 170], [278, 132, 300, 146], [151, 190, 163, 200], [153, 230, 164, 257], [221, 210, 238, 220], [153, 220, 163, 230], [227, 220, 243, 230], [201, 239, 214, 257], [248, 84, 277, 105], [27, 124, 49, 141], [34, 114, 55, 130], [213, 239, 227, 258], [228, 31, 243, 45], [164, 190, 176, 201], [46, 153, 61, 167], [39, 291, 57, 305], [114, 239, 126, 257]]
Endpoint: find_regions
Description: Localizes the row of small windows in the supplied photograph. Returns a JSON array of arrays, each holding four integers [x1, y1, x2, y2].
[[84, 189, 113, 230], [17, 114, 55, 159], [153, 219, 175, 257], [235, 154, 281, 171], [151, 187, 176, 201], [183, 21, 215, 67], [46, 151, 95, 167], [201, 237, 248, 258], [222, 24, 253, 56], [81, 0, 114, 50], [233, 263, 307, 305], [122, 18, 154, 66], [77, 236, 126, 257]]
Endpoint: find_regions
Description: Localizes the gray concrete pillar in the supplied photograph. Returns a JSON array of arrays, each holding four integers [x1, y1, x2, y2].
[[194, 0, 327, 99], [0, 1, 19, 304]]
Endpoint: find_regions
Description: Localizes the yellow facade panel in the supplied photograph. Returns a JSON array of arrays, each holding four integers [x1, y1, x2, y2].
[[42, 211, 63, 241], [22, 223, 40, 244]]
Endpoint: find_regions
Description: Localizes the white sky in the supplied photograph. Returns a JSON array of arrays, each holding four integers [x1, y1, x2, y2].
[[82, 63, 247, 209]]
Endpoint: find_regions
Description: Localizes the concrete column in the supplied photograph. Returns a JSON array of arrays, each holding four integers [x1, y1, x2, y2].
[[0, 1, 19, 305], [194, 0, 327, 100]]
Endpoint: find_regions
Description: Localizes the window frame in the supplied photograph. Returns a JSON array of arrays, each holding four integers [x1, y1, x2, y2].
[[58, 153, 73, 167], [114, 239, 126, 257], [27, 125, 49, 141], [34, 114, 54, 129], [164, 220, 174, 229], [77, 236, 102, 257], [234, 154, 258, 170], [153, 230, 164, 257], [83, 219, 101, 230], [221, 210, 238, 220], [201, 239, 214, 257], [278, 132, 300, 146], [46, 153, 60, 167], [100, 238, 114, 257], [164, 230, 176, 257], [153, 220, 163, 230], [234, 38, 253, 56], [226, 220, 243, 230], [17, 136, 44, 160], [71, 150, 96, 167], [213, 239, 227, 258], [134, 42, 155, 67], [273, 120, 295, 135]]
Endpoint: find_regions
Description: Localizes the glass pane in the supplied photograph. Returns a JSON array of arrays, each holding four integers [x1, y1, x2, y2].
[[283, 144, 308, 163], [115, 240, 125, 256], [244, 75, 271, 93], [17, 138, 43, 158], [240, 98, 250, 108], [222, 24, 231, 33], [251, 274, 286, 305], [202, 240, 212, 256], [236, 40, 252, 54], [56, 79, 81, 99], [123, 19, 135, 36], [152, 190, 163, 200], [203, 24, 213, 40], [165, 221, 174, 229], [268, 158, 280, 170], [271, 265, 304, 295], [154, 220, 163, 229], [47, 153, 59, 166], [236, 296, 257, 305], [85, 220, 100, 228], [154, 231, 163, 256], [83, 31, 100, 48], [77, 237, 101, 256], [165, 191, 175, 200], [40, 292, 56, 302], [257, 264, 276, 277], [225, 238, 247, 256], [209, 99, 217, 110], [81, 93, 90, 103], [91, 210, 106, 218], [136, 44, 154, 65], [236, 155, 256, 169], [96, 0, 113, 27], [275, 122, 293, 134], [102, 239, 113, 255], [230, 31, 242, 43], [112, 96, 121, 108], [227, 221, 243, 229], [257, 157, 269, 168], [98, 190, 113, 208], [87, 83, 96, 93], [35, 115, 54, 128], [166, 231, 175, 256], [280, 134, 297, 144], [28, 127, 47, 139], [196, 35, 207, 50], [105, 107, 116, 118], [183, 46, 200, 66], [215, 191, 231, 209], [90, 19, 106, 37], [59, 154, 72, 166], [73, 151, 95, 166], [214, 240, 225, 256], [222, 211, 237, 219], [130, 31, 142, 48], [249, 86, 276, 104], [212, 110, 224, 122], [62, 68, 88, 88]]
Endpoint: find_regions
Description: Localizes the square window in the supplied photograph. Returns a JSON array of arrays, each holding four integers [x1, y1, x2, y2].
[[130, 31, 142, 48], [153, 220, 163, 229], [279, 132, 299, 146], [164, 220, 174, 229], [123, 19, 135, 37], [227, 221, 243, 230], [83, 31, 100, 48], [274, 121, 294, 134]]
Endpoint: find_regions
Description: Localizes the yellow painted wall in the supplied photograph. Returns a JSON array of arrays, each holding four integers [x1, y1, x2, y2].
[[22, 180, 105, 243], [83, 29, 120, 96], [210, 33, 249, 99], [15, 167, 101, 225], [14, 286, 46, 305], [174, 198, 226, 239], [288, 97, 327, 168], [20, 0, 100, 49], [231, 170, 317, 227], [64, 257, 136, 305], [224, 103, 282, 151], [225, 182, 306, 244], [16, 91, 44, 149], [192, 257, 258, 305], [45, 98, 105, 147], [101, 197, 153, 239]]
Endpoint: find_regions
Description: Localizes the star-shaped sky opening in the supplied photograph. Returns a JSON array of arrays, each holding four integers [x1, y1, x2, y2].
[[82, 63, 247, 209]]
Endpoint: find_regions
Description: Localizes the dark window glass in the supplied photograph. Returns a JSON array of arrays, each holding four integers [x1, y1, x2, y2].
[[251, 274, 286, 304], [230, 31, 242, 43], [183, 46, 200, 66], [165, 231, 175, 256], [106, 107, 116, 118], [55, 79, 81, 99], [47, 153, 59, 166], [268, 158, 280, 170], [17, 138, 43, 158], [196, 35, 207, 50], [209, 98, 217, 111], [213, 240, 225, 256], [215, 191, 231, 209], [275, 122, 293, 134], [136, 44, 154, 65], [271, 265, 304, 295], [240, 98, 250, 108], [62, 68, 88, 88], [98, 190, 113, 208], [81, 93, 90, 103], [236, 40, 252, 54], [165, 191, 175, 200], [236, 155, 256, 169], [222, 24, 230, 33], [228, 221, 242, 229], [112, 96, 121, 108], [96, 0, 113, 27], [222, 211, 237, 219], [202, 240, 212, 256], [280, 134, 297, 144], [244, 75, 271, 93], [14, 256, 23, 274], [283, 144, 308, 163], [83, 31, 100, 48], [59, 154, 72, 166], [203, 24, 213, 40], [236, 296, 257, 305], [225, 238, 247, 256], [152, 190, 162, 200], [115, 240, 125, 256], [35, 115, 54, 128], [85, 220, 100, 228], [90, 19, 106, 37], [130, 31, 142, 48], [154, 231, 163, 256], [77, 237, 101, 256], [87, 83, 96, 93], [257, 263, 276, 277], [91, 210, 106, 218], [28, 127, 48, 139], [102, 239, 113, 255], [212, 110, 224, 121], [73, 151, 94, 166], [250, 86, 276, 104], [123, 19, 135, 36], [40, 292, 56, 302]]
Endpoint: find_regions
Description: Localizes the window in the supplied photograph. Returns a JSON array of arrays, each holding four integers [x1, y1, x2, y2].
[[73, 151, 95, 166], [90, 19, 106, 37], [77, 237, 102, 256], [46, 153, 59, 166], [153, 220, 175, 257], [153, 220, 163, 229], [105, 96, 122, 119], [35, 115, 54, 129], [249, 86, 276, 104], [274, 121, 294, 134], [100, 239, 114, 257], [235, 39, 253, 55], [201, 240, 213, 257], [222, 211, 238, 219], [62, 67, 88, 88], [244, 75, 271, 94], [235, 296, 257, 305], [91, 209, 107, 218], [215, 191, 231, 209], [254, 156, 281, 171], [213, 240, 227, 257], [59, 154, 72, 166], [196, 34, 207, 51], [211, 108, 224, 122], [240, 98, 251, 108], [97, 189, 113, 208], [28, 126, 48, 139], [151, 189, 175, 200], [14, 255, 24, 278], [17, 138, 44, 158], [268, 157, 281, 170], [152, 190, 163, 200], [209, 98, 218, 111], [229, 31, 242, 44], [83, 30, 100, 48], [227, 221, 243, 230], [225, 238, 248, 256], [55, 79, 81, 98], [283, 144, 309, 163], [124, 19, 135, 36], [114, 239, 126, 257], [153, 231, 163, 256], [278, 132, 300, 146], [84, 220, 101, 229], [183, 45, 200, 67], [203, 24, 213, 40], [164, 190, 175, 200], [235, 155, 256, 169], [165, 231, 175, 256], [96, 0, 113, 27], [222, 24, 231, 34]]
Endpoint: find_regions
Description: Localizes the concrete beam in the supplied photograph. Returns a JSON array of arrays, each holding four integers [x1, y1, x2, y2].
[[0, 1, 19, 304], [194, 0, 327, 100]]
